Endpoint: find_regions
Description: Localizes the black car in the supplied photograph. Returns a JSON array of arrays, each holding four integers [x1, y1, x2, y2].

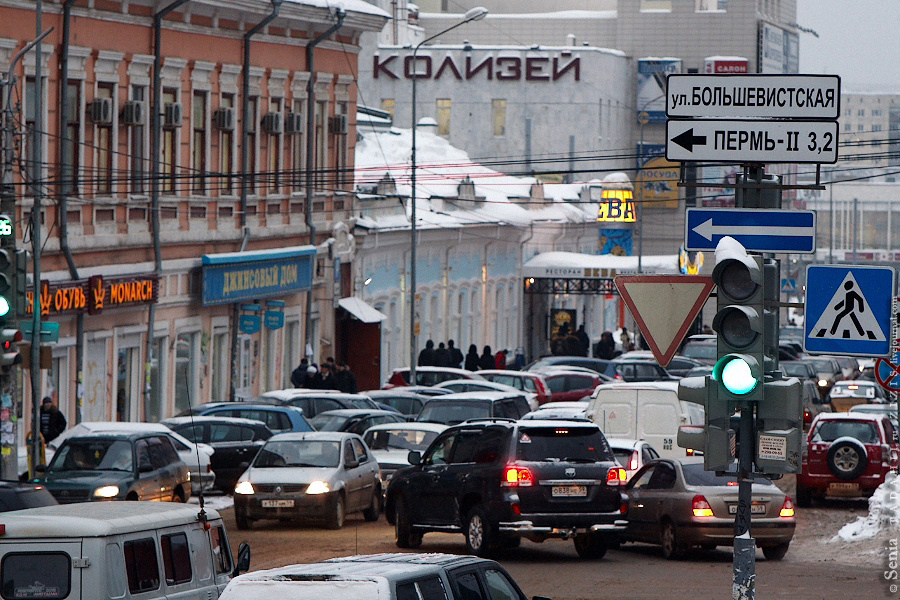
[[385, 418, 627, 558], [605, 359, 677, 382], [36, 432, 191, 503], [257, 390, 380, 419], [0, 481, 58, 512], [163, 416, 274, 494], [415, 392, 531, 425], [309, 409, 407, 435], [526, 356, 613, 375], [364, 389, 432, 419]]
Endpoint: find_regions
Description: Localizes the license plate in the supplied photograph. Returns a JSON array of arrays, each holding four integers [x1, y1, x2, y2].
[[828, 482, 860, 493], [262, 499, 294, 508], [728, 504, 766, 515], [551, 485, 587, 497]]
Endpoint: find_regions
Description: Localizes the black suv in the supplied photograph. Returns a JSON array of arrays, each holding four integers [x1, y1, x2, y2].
[[385, 418, 627, 559]]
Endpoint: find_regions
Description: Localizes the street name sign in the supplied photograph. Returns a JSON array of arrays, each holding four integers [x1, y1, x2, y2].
[[666, 119, 838, 163], [615, 275, 714, 367], [665, 74, 841, 119], [804, 265, 895, 357], [684, 208, 816, 253]]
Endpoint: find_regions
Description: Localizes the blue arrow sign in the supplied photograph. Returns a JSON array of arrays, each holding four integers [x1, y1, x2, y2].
[[804, 265, 895, 357], [684, 208, 816, 253]]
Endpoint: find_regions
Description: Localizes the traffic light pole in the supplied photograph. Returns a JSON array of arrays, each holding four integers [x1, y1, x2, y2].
[[733, 400, 756, 598]]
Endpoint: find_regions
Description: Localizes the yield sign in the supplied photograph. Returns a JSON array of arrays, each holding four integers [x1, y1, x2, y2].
[[615, 275, 714, 367]]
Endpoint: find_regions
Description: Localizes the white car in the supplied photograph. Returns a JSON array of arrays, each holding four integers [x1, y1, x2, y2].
[[521, 401, 588, 420], [19, 421, 215, 493], [606, 437, 660, 480], [434, 379, 538, 410], [362, 422, 448, 484]]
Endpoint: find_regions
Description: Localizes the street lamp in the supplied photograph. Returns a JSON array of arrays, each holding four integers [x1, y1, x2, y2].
[[409, 6, 487, 381], [636, 93, 665, 274]]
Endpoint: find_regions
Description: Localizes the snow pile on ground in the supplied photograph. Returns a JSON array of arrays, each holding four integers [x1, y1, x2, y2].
[[833, 472, 899, 541], [189, 494, 234, 512]]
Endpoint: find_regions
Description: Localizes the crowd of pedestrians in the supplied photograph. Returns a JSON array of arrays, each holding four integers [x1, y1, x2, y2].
[[290, 357, 358, 393], [419, 339, 509, 371]]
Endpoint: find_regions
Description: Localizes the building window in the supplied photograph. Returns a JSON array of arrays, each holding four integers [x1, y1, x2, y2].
[[858, 109, 865, 117], [220, 93, 234, 195], [873, 109, 883, 117], [334, 101, 348, 187], [858, 124, 865, 132], [436, 99, 451, 135], [63, 80, 81, 195], [247, 97, 257, 195], [291, 98, 305, 189], [315, 99, 327, 188], [873, 124, 883, 132], [192, 91, 207, 194], [130, 85, 146, 194], [492, 99, 506, 136], [95, 83, 115, 195], [148, 337, 166, 421], [267, 98, 282, 193], [381, 98, 395, 119], [162, 88, 177, 193], [174, 332, 197, 415], [641, 0, 672, 10], [211, 331, 229, 402], [844, 123, 851, 132]]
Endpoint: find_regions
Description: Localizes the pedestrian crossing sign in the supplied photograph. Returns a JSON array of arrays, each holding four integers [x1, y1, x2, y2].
[[804, 265, 895, 357]]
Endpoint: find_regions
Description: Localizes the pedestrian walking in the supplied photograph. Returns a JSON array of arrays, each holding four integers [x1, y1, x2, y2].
[[596, 331, 616, 360], [335, 361, 358, 393], [318, 363, 338, 390], [576, 324, 590, 357], [478, 345, 495, 370], [434, 342, 452, 367], [303, 364, 322, 389], [464, 344, 480, 371], [291, 358, 309, 387], [39, 397, 66, 443], [494, 349, 507, 369], [448, 340, 463, 369], [418, 340, 436, 367]]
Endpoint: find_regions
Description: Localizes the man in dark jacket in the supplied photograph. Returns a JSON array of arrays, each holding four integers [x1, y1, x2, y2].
[[478, 346, 495, 370], [291, 358, 309, 387], [335, 362, 358, 394], [434, 342, 452, 367], [448, 340, 463, 369], [576, 324, 590, 357], [39, 397, 67, 443], [318, 363, 338, 390], [418, 340, 436, 366]]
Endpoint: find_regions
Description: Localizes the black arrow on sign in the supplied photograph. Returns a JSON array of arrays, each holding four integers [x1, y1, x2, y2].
[[671, 128, 707, 152]]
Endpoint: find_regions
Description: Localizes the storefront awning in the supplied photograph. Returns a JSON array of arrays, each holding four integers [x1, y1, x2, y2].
[[338, 297, 387, 324]]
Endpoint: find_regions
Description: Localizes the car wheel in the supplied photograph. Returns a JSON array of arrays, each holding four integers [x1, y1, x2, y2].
[[326, 494, 345, 530], [795, 483, 812, 508], [394, 498, 422, 549], [762, 543, 790, 561], [660, 520, 684, 560], [363, 490, 381, 522], [126, 492, 139, 501], [464, 505, 497, 557], [827, 440, 868, 480], [171, 489, 184, 503], [235, 509, 252, 531], [573, 533, 607, 559]]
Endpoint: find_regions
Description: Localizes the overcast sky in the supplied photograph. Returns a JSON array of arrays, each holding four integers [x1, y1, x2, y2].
[[797, 0, 900, 92]]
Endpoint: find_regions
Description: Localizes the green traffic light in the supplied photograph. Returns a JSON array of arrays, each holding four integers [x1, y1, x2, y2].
[[717, 356, 758, 395], [0, 296, 9, 317]]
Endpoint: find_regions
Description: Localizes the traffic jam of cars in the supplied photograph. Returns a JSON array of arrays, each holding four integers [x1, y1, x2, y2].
[[8, 329, 897, 599]]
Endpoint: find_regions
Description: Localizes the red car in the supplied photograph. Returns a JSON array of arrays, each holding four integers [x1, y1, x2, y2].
[[796, 413, 899, 506], [382, 366, 484, 389], [475, 369, 552, 406], [540, 369, 604, 403]]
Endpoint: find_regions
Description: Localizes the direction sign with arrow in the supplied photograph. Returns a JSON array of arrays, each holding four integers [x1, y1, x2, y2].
[[666, 119, 839, 163], [685, 208, 817, 253]]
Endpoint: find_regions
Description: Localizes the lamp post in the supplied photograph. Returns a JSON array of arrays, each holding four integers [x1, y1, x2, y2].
[[409, 6, 487, 381], [635, 93, 665, 274]]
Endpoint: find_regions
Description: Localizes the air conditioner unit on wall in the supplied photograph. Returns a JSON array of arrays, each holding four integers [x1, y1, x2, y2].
[[285, 112, 303, 134], [214, 107, 235, 131], [89, 98, 114, 125], [261, 112, 283, 134], [121, 100, 144, 126], [163, 102, 182, 128], [328, 114, 348, 135]]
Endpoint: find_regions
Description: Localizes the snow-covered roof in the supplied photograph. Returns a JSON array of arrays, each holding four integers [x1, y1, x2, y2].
[[522, 251, 679, 276], [283, 0, 390, 19]]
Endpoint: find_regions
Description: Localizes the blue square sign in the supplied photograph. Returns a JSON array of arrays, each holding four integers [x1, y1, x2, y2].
[[804, 265, 895, 357]]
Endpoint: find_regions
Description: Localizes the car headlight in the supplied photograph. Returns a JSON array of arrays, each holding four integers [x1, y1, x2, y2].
[[818, 380, 828, 387], [186, 471, 191, 480], [306, 480, 330, 495], [234, 481, 255, 495], [93, 485, 120, 498]]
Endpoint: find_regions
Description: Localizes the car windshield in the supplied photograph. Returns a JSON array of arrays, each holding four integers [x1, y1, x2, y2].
[[347, 398, 374, 409], [363, 428, 439, 452], [417, 401, 491, 425], [682, 343, 716, 360], [681, 463, 740, 486], [515, 426, 613, 462], [50, 440, 133, 472], [830, 384, 876, 399], [811, 420, 879, 444], [309, 414, 350, 431], [254, 440, 341, 468], [781, 362, 810, 377], [808, 359, 837, 373], [611, 448, 632, 466]]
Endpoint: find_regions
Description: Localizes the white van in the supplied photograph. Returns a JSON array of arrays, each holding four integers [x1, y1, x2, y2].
[[0, 501, 249, 600], [585, 381, 705, 459]]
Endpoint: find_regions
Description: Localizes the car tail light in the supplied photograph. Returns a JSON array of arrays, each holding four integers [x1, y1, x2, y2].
[[614, 374, 623, 380], [692, 495, 714, 517], [803, 409, 811, 424], [685, 448, 695, 456], [780, 497, 795, 518], [619, 501, 628, 514], [0, 524, 5, 535], [606, 467, 627, 486], [628, 451, 639, 471], [534, 378, 549, 401], [206, 464, 212, 473], [502, 466, 533, 487]]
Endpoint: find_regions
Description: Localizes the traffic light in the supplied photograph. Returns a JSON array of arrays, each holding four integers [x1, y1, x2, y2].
[[676, 375, 735, 472], [755, 377, 803, 474], [0, 327, 22, 367], [0, 246, 14, 325]]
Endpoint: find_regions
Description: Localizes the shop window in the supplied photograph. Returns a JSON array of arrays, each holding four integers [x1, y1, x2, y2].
[[492, 99, 506, 136], [436, 99, 451, 135]]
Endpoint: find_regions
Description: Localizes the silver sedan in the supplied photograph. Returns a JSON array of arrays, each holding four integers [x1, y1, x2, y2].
[[233, 431, 382, 530]]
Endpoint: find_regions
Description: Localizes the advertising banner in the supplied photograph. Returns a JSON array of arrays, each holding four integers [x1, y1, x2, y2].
[[635, 143, 679, 210], [637, 58, 681, 123], [703, 57, 748, 74]]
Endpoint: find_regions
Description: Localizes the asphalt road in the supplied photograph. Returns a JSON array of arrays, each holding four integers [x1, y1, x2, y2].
[[217, 497, 892, 600]]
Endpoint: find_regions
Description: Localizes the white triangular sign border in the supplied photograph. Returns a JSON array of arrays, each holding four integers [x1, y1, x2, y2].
[[810, 272, 886, 342]]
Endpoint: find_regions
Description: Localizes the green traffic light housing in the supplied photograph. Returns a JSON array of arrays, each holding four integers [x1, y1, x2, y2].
[[713, 353, 762, 397]]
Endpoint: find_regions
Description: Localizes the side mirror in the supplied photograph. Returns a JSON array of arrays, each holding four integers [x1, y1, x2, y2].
[[345, 459, 359, 469], [139, 461, 154, 473], [232, 541, 251, 577], [34, 464, 47, 474], [407, 450, 421, 465]]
